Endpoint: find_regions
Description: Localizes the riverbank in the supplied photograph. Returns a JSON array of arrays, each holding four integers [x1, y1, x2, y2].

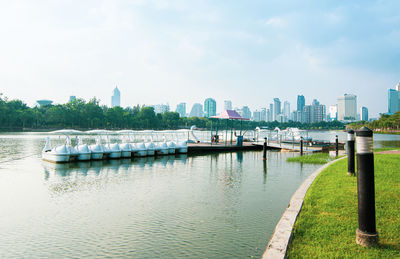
[[286, 151, 400, 258]]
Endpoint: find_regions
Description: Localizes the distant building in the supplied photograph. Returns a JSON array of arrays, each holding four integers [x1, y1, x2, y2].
[[190, 103, 203, 117], [361, 107, 368, 121], [337, 94, 357, 121], [328, 105, 337, 121], [297, 95, 305, 112], [242, 106, 251, 119], [153, 104, 170, 114], [261, 108, 267, 122], [283, 101, 290, 121], [303, 99, 326, 123], [175, 103, 186, 117], [36, 100, 53, 106], [111, 86, 121, 107], [388, 88, 399, 114], [273, 98, 281, 121], [224, 100, 232, 111], [266, 109, 271, 122], [69, 96, 76, 102], [269, 103, 274, 121], [204, 98, 217, 118], [252, 110, 261, 122]]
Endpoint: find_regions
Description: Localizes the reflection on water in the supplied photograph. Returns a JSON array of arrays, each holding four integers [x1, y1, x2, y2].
[[0, 132, 399, 258]]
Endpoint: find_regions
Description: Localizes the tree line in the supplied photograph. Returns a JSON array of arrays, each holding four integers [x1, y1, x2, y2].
[[348, 111, 400, 133], [0, 94, 345, 131]]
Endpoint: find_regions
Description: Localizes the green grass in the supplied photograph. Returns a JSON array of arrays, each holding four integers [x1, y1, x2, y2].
[[286, 154, 400, 258], [374, 147, 400, 152], [286, 153, 337, 164]]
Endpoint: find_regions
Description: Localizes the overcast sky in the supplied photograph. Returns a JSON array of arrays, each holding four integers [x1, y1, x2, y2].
[[1, 0, 399, 117]]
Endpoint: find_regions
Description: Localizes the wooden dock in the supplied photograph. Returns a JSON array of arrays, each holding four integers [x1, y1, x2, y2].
[[187, 142, 263, 154]]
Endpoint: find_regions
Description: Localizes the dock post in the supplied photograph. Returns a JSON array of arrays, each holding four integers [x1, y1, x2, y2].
[[347, 130, 355, 176], [355, 127, 378, 247], [335, 135, 339, 157], [263, 137, 267, 160], [300, 137, 303, 156]]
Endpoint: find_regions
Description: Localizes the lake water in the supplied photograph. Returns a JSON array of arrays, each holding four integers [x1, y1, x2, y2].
[[0, 132, 399, 258]]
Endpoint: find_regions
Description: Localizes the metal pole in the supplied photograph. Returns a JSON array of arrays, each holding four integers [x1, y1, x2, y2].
[[300, 136, 303, 156], [355, 127, 378, 247], [263, 137, 267, 160], [347, 130, 355, 176], [335, 135, 339, 157]]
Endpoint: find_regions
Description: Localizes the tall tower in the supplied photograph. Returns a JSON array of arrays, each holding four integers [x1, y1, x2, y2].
[[204, 98, 217, 118], [224, 100, 232, 111], [337, 94, 357, 120], [111, 86, 121, 107], [273, 98, 281, 121], [297, 95, 305, 112]]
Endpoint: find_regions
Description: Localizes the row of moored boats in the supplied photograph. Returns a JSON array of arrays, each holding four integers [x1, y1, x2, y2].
[[42, 136, 188, 163]]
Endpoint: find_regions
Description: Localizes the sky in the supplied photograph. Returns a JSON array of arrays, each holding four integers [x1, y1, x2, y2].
[[0, 0, 399, 117]]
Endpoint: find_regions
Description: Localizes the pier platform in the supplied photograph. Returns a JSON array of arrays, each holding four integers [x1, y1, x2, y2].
[[187, 142, 263, 154]]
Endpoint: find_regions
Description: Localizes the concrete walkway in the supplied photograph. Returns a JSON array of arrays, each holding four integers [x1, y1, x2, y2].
[[262, 156, 346, 259]]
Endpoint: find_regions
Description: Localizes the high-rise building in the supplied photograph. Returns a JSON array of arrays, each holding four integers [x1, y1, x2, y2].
[[242, 106, 252, 119], [204, 98, 217, 118], [303, 100, 326, 123], [153, 104, 170, 114], [224, 100, 232, 111], [111, 86, 121, 107], [388, 88, 399, 114], [252, 110, 261, 122], [190, 103, 203, 117], [69, 96, 76, 102], [283, 101, 290, 120], [175, 103, 186, 117], [261, 108, 267, 122], [297, 95, 305, 112], [360, 107, 368, 121], [269, 104, 274, 121], [273, 98, 281, 121], [337, 94, 357, 121], [328, 105, 337, 121], [266, 109, 271, 122], [396, 82, 400, 91]]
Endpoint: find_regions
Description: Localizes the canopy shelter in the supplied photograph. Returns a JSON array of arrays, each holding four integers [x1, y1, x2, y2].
[[210, 110, 250, 146]]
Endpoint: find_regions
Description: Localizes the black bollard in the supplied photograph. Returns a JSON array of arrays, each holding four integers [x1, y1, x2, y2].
[[263, 137, 267, 160], [300, 137, 303, 156], [355, 127, 378, 247], [347, 130, 355, 176], [335, 135, 339, 157]]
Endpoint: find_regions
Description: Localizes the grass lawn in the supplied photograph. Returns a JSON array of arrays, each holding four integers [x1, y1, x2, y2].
[[286, 153, 400, 258], [286, 153, 337, 164]]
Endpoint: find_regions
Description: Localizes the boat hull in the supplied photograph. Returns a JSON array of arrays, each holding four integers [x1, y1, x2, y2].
[[42, 153, 70, 163], [121, 151, 132, 158], [77, 153, 91, 161], [109, 151, 121, 159], [147, 150, 155, 156], [177, 147, 188, 154], [91, 152, 104, 160]]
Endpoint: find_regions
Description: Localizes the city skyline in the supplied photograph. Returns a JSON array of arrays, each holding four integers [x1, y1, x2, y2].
[[1, 1, 400, 117]]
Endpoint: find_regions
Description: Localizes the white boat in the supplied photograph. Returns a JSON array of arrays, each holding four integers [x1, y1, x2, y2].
[[176, 140, 188, 154], [133, 142, 147, 157], [76, 136, 91, 161], [65, 136, 79, 162], [155, 141, 169, 156], [89, 136, 104, 160], [167, 141, 176, 154], [42, 137, 70, 163], [119, 138, 132, 158], [145, 140, 156, 156], [109, 143, 122, 159]]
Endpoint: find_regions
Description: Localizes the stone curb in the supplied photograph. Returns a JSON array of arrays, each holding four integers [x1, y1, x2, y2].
[[262, 156, 346, 259]]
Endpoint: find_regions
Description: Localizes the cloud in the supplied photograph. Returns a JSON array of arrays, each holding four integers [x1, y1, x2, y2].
[[264, 17, 286, 27]]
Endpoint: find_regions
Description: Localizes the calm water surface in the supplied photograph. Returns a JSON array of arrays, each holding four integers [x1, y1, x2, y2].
[[0, 132, 399, 258]]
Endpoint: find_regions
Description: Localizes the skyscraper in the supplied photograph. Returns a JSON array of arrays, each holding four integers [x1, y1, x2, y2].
[[261, 108, 267, 122], [269, 103, 274, 121], [190, 103, 203, 117], [252, 110, 261, 122], [388, 88, 399, 114], [176, 103, 186, 117], [297, 95, 305, 112], [153, 104, 170, 114], [273, 98, 281, 121], [328, 105, 337, 121], [361, 107, 368, 121], [302, 100, 326, 123], [242, 106, 251, 119], [111, 86, 120, 107], [283, 101, 290, 120], [224, 100, 232, 111], [337, 94, 357, 121], [204, 98, 217, 118]]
